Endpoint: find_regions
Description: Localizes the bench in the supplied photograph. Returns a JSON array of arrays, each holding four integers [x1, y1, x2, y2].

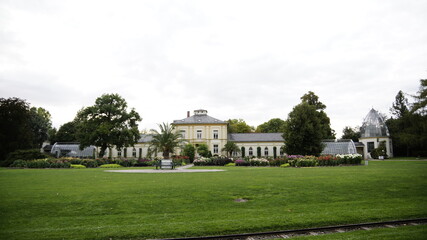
[[156, 160, 175, 170]]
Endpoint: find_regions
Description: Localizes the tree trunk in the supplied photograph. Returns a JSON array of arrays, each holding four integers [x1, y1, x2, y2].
[[99, 144, 107, 158]]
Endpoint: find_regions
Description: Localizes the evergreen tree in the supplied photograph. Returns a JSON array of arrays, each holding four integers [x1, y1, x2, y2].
[[256, 118, 286, 133]]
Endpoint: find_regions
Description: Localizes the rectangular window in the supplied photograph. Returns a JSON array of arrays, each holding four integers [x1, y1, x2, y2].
[[213, 144, 218, 154], [367, 142, 375, 153], [117, 148, 122, 157], [180, 130, 186, 139], [197, 130, 202, 139], [213, 130, 219, 139]]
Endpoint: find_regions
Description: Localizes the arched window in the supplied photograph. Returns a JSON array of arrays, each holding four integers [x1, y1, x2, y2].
[[264, 147, 269, 156], [249, 147, 253, 156], [241, 147, 245, 158], [273, 147, 277, 159], [132, 148, 137, 157], [139, 148, 142, 158], [123, 148, 127, 158]]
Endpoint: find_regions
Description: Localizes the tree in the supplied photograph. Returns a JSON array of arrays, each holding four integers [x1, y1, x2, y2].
[[221, 141, 240, 157], [282, 102, 325, 156], [182, 144, 196, 162], [227, 119, 254, 133], [412, 79, 427, 115], [390, 90, 409, 118], [0, 98, 52, 162], [341, 126, 361, 142], [75, 93, 141, 157], [196, 143, 210, 157], [256, 118, 286, 133], [150, 123, 182, 159], [55, 121, 78, 142], [300, 91, 335, 139]]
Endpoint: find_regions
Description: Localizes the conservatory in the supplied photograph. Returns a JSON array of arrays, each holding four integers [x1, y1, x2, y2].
[[50, 142, 96, 158], [321, 139, 357, 155]]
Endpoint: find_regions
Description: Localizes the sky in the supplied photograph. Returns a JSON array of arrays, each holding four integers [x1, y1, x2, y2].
[[1, 0, 426, 137]]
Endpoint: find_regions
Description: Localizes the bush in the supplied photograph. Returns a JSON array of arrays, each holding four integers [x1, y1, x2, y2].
[[135, 158, 154, 167], [81, 159, 98, 168], [211, 156, 232, 166], [234, 159, 249, 166], [2, 149, 49, 166], [225, 163, 235, 167], [193, 157, 212, 166], [99, 164, 122, 168], [71, 164, 86, 168], [248, 158, 269, 166], [10, 160, 27, 168], [317, 155, 339, 166], [289, 156, 317, 167], [336, 154, 362, 165], [25, 158, 71, 168], [280, 163, 290, 168], [269, 157, 288, 166]]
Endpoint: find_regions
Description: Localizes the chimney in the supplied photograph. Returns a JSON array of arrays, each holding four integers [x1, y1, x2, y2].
[[187, 111, 190, 118]]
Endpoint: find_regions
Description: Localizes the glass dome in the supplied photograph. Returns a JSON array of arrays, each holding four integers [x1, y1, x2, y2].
[[360, 109, 389, 138]]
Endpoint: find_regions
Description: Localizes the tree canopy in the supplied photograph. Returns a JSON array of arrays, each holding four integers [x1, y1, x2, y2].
[[52, 121, 78, 143], [341, 126, 361, 142], [256, 118, 286, 133], [0, 98, 51, 161], [221, 141, 240, 157], [150, 122, 182, 159], [75, 93, 141, 157], [227, 119, 254, 133]]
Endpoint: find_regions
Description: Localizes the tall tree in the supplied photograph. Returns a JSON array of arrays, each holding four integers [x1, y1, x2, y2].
[[390, 90, 409, 118], [341, 126, 361, 142], [150, 122, 182, 159], [182, 144, 196, 162], [29, 107, 52, 148], [55, 121, 78, 142], [412, 79, 427, 115], [300, 91, 335, 139], [75, 93, 141, 157], [221, 141, 241, 157], [227, 119, 254, 133], [196, 143, 210, 157], [282, 103, 324, 156], [256, 118, 286, 133]]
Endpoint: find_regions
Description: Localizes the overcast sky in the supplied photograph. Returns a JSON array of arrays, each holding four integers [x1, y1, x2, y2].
[[1, 0, 426, 137]]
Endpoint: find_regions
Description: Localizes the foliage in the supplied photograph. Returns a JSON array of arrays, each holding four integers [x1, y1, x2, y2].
[[341, 126, 361, 142], [248, 157, 269, 166], [221, 142, 240, 157], [269, 157, 288, 166], [193, 157, 212, 166], [227, 119, 254, 133], [6, 149, 49, 162], [234, 159, 248, 166], [172, 155, 189, 166], [71, 164, 86, 168], [256, 118, 286, 133], [0, 98, 51, 162], [225, 163, 235, 167], [150, 122, 182, 159], [54, 121, 78, 142], [196, 143, 210, 157], [411, 79, 427, 115], [289, 156, 318, 167], [387, 86, 427, 157], [283, 103, 325, 156], [10, 160, 27, 168], [99, 164, 123, 168], [280, 163, 290, 168], [75, 93, 141, 158], [370, 141, 388, 159], [23, 158, 71, 168], [135, 158, 154, 166], [211, 156, 232, 166], [182, 144, 196, 163]]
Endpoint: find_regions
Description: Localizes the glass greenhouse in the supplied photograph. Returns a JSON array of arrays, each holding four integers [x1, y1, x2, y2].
[[321, 139, 357, 155], [360, 108, 389, 138], [50, 143, 96, 158]]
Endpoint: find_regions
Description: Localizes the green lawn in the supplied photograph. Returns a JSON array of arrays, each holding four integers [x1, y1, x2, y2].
[[0, 161, 426, 239]]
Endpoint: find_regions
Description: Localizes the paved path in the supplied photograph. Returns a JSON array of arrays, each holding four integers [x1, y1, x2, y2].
[[104, 164, 225, 173]]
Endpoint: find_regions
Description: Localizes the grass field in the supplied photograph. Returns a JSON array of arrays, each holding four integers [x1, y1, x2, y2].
[[0, 161, 426, 239]]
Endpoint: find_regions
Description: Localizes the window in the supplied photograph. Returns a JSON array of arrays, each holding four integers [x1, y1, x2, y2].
[[139, 148, 142, 158], [196, 130, 202, 139], [213, 144, 218, 154], [367, 142, 375, 153], [264, 147, 269, 156], [180, 130, 186, 139], [123, 148, 127, 158], [213, 130, 219, 139], [132, 148, 137, 157], [249, 147, 253, 156], [117, 148, 122, 157]]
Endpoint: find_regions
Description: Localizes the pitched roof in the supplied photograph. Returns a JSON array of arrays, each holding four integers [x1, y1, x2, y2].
[[228, 133, 284, 142], [172, 114, 226, 125]]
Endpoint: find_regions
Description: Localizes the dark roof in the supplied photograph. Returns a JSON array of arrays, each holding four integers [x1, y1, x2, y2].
[[228, 133, 284, 142], [138, 134, 153, 143], [354, 142, 365, 147], [173, 114, 226, 125]]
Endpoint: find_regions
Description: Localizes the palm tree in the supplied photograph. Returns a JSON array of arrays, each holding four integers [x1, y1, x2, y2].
[[221, 141, 241, 157], [150, 123, 183, 159]]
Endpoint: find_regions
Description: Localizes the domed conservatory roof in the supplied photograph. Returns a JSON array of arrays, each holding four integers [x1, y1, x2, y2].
[[360, 109, 389, 138]]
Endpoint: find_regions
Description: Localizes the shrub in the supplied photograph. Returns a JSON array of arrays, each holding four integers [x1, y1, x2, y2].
[[225, 163, 235, 167], [211, 156, 232, 166], [280, 163, 290, 168], [81, 159, 98, 168], [2, 149, 49, 166], [99, 164, 122, 168], [317, 155, 339, 166], [193, 157, 211, 166], [336, 154, 362, 165], [135, 158, 154, 167], [234, 159, 249, 166], [71, 164, 86, 168], [248, 158, 269, 166], [289, 156, 317, 167], [269, 157, 288, 166], [24, 158, 71, 168], [10, 160, 27, 168]]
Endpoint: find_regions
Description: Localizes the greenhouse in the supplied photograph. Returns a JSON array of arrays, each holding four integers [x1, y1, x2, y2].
[[360, 108, 389, 138], [50, 143, 96, 158], [321, 139, 357, 155]]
